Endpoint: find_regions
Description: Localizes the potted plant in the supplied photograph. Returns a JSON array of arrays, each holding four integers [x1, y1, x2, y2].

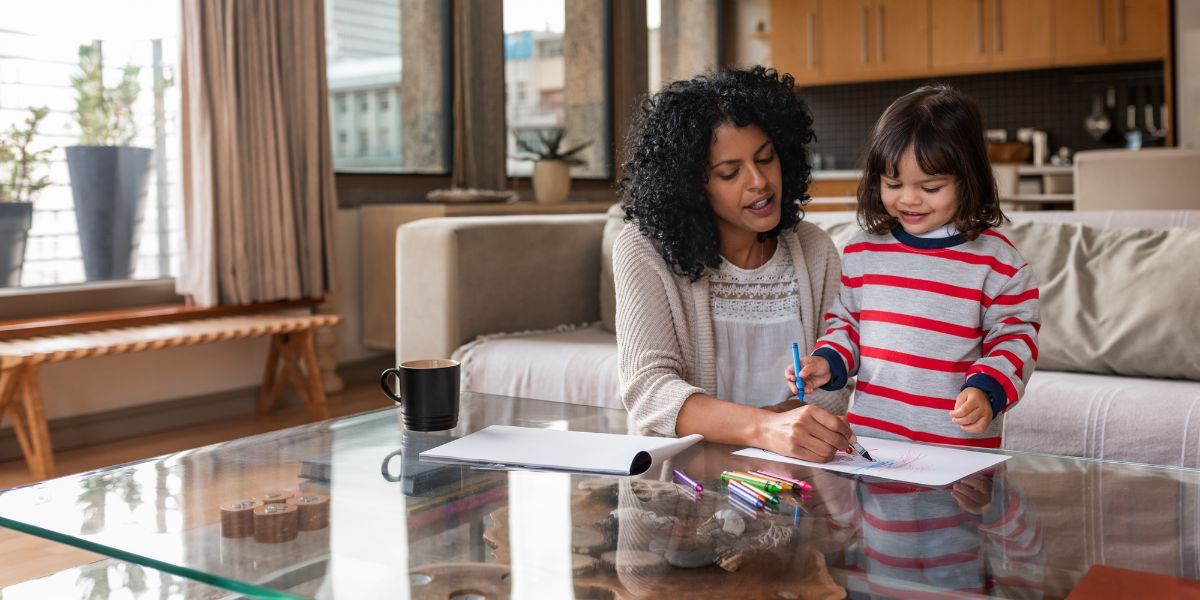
[[65, 41, 150, 281], [0, 106, 54, 287], [514, 127, 592, 205]]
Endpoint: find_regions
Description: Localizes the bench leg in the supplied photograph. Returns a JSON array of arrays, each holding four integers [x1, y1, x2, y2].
[[297, 330, 332, 421], [258, 335, 286, 415], [257, 330, 332, 422], [4, 365, 55, 480]]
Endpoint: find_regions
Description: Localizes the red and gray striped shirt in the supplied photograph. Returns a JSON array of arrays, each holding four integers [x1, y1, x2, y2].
[[812, 225, 1040, 448]]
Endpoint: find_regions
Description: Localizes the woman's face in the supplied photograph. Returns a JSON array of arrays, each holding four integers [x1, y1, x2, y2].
[[705, 123, 783, 242]]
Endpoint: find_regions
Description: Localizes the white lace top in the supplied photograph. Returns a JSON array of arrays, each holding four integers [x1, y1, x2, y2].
[[711, 236, 803, 408]]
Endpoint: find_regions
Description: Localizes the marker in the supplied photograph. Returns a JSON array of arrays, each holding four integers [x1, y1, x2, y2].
[[730, 479, 780, 505], [672, 469, 703, 492], [728, 493, 760, 518], [848, 441, 875, 462], [750, 470, 814, 492], [791, 342, 805, 404], [720, 471, 783, 493], [726, 480, 765, 509]]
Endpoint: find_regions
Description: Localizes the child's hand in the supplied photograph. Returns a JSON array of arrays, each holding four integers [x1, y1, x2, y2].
[[951, 388, 992, 433], [951, 474, 993, 515], [786, 355, 831, 395]]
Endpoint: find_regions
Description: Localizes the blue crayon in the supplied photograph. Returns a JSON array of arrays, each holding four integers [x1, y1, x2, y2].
[[791, 341, 805, 404]]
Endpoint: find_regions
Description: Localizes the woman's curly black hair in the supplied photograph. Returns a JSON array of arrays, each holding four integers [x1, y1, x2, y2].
[[618, 66, 816, 281]]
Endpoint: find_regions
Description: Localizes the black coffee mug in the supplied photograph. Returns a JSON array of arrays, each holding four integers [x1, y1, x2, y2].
[[380, 359, 460, 431]]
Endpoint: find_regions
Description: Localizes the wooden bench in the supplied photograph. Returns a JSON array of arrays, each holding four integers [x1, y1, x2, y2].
[[0, 305, 342, 480]]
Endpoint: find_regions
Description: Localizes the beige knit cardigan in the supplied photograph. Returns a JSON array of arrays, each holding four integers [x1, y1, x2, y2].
[[613, 220, 846, 436]]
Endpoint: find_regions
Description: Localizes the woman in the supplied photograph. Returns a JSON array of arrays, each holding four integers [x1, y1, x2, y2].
[[614, 66, 855, 463]]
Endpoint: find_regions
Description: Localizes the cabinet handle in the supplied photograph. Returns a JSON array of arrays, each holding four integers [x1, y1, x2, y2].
[[860, 6, 869, 64], [807, 13, 816, 69], [1116, 0, 1125, 43], [994, 0, 1003, 53], [1096, 0, 1105, 44], [876, 5, 885, 63], [976, 0, 985, 54]]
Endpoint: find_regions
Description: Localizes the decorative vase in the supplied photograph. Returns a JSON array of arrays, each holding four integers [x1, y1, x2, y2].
[[532, 159, 571, 205], [0, 201, 33, 287], [64, 145, 153, 281]]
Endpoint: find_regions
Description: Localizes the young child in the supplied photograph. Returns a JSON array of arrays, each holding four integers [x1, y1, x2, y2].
[[790, 85, 1040, 448]]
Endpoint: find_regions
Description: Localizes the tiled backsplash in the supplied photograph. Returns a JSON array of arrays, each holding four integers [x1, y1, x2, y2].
[[800, 62, 1167, 171]]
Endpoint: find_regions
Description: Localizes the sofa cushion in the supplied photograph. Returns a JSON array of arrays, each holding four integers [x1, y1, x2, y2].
[[454, 323, 623, 410], [999, 220, 1200, 380], [1002, 370, 1200, 468], [600, 204, 625, 334]]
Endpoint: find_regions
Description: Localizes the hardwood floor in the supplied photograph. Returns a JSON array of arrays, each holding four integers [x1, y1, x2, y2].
[[0, 380, 391, 588]]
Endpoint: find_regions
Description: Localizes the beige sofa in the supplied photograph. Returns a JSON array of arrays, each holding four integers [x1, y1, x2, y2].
[[397, 207, 1200, 467]]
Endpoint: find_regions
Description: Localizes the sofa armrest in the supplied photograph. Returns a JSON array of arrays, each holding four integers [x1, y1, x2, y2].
[[396, 214, 607, 362]]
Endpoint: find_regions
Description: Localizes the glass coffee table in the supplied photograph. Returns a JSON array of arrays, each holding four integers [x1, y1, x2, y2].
[[0, 392, 1197, 598]]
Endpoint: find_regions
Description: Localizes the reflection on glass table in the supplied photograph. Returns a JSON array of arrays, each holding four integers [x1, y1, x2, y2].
[[0, 392, 1197, 598], [0, 558, 226, 600]]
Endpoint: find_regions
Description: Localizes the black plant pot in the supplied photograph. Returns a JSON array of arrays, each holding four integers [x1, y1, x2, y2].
[[0, 201, 34, 287], [64, 145, 153, 281]]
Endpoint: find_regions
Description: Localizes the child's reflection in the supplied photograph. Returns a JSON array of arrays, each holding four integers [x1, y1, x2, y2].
[[816, 465, 1045, 599]]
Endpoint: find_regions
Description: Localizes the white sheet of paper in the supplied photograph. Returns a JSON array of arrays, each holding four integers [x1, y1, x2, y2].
[[733, 436, 1010, 487], [420, 425, 703, 476]]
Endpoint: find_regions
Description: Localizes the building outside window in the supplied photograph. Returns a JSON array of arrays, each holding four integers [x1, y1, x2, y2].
[[503, 0, 609, 179], [0, 1, 181, 289], [325, 0, 447, 173]]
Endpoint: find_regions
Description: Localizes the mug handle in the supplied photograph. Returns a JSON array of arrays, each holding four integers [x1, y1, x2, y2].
[[380, 449, 404, 482], [380, 368, 403, 403]]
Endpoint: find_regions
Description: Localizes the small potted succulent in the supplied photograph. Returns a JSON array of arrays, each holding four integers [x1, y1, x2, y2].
[[0, 106, 54, 287], [514, 127, 592, 204], [65, 41, 150, 281]]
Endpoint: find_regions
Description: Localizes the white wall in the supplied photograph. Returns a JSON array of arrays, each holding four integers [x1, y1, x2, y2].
[[31, 205, 385, 421], [1178, 0, 1200, 148]]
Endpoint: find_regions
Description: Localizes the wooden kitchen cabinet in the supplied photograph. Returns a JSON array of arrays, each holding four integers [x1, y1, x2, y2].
[[1053, 0, 1169, 66], [769, 0, 821, 85], [932, 0, 1052, 72], [811, 0, 928, 84]]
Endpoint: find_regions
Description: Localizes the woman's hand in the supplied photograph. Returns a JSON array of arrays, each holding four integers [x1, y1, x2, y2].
[[757, 404, 855, 463], [786, 355, 831, 395]]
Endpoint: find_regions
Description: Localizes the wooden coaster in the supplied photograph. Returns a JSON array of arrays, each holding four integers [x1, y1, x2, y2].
[[256, 489, 293, 505], [253, 502, 299, 543], [571, 526, 608, 555], [286, 494, 330, 531], [219, 499, 262, 538], [407, 563, 510, 600]]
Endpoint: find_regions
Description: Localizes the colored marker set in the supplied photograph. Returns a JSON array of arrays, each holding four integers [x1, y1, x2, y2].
[[719, 470, 815, 515]]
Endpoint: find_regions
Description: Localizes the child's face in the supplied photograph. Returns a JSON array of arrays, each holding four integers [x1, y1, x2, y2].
[[705, 123, 783, 241], [880, 146, 959, 236]]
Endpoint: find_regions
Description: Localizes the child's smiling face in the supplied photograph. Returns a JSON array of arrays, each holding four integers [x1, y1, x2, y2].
[[880, 145, 960, 236]]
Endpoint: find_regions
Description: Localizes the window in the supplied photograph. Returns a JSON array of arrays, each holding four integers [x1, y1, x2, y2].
[[503, 0, 609, 179], [325, 0, 448, 173], [647, 0, 719, 93], [0, 2, 182, 290]]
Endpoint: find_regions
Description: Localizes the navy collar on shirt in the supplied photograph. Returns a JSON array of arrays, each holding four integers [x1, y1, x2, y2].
[[890, 224, 968, 249]]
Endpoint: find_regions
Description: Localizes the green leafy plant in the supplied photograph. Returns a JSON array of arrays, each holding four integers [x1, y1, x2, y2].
[[513, 127, 593, 166], [0, 106, 55, 203], [69, 41, 141, 146]]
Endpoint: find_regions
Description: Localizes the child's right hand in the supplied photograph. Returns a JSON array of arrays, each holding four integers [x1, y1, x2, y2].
[[786, 355, 831, 395]]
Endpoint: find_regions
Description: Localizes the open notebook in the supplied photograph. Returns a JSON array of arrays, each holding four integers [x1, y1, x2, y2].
[[419, 425, 703, 476]]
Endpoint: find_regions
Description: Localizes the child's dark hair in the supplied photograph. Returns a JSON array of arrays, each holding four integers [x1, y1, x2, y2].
[[619, 66, 815, 281], [857, 84, 1006, 240]]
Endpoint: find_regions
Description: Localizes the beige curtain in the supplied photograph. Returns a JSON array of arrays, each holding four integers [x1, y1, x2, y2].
[[179, 0, 336, 307], [451, 0, 506, 190]]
